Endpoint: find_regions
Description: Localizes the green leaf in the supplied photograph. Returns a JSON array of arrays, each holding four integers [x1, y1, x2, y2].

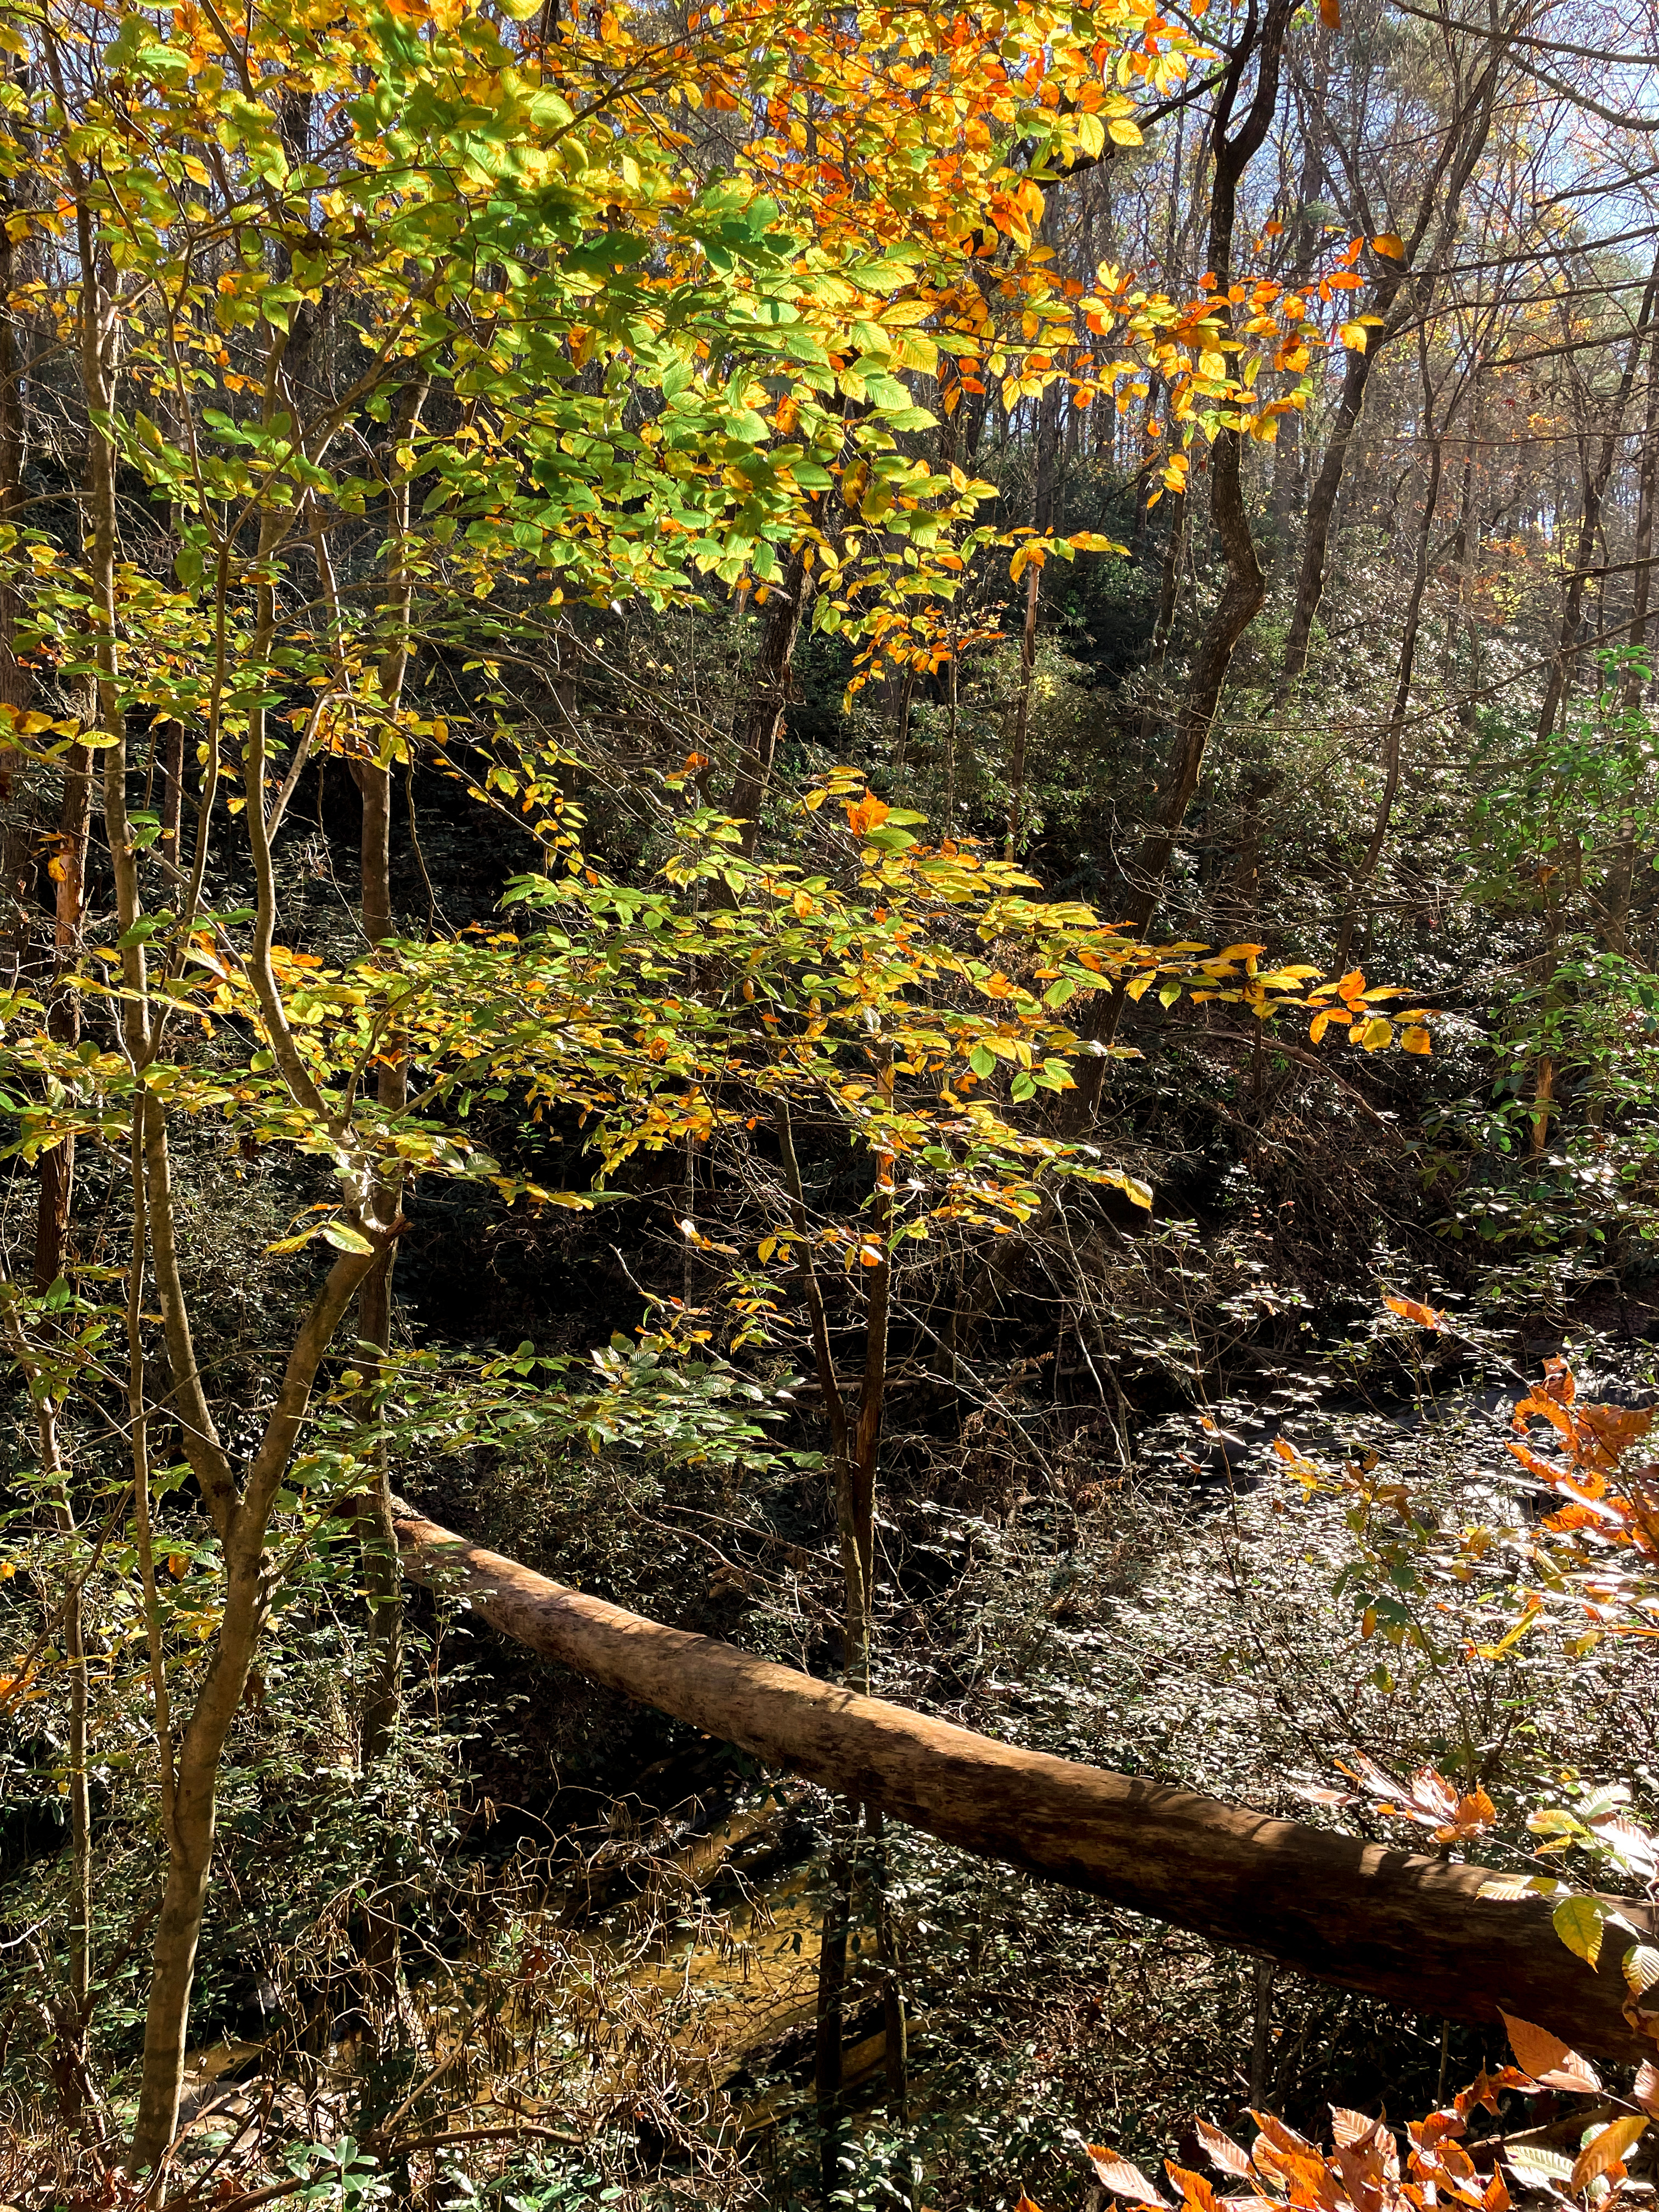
[[968, 1044, 996, 1079], [1553, 1892, 1606, 1967]]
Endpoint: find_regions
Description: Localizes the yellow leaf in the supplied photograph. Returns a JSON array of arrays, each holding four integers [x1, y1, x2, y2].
[[1338, 321, 1369, 352], [1359, 1015, 1392, 1050], [1309, 1010, 1331, 1043], [1401, 1025, 1431, 1055], [758, 1235, 777, 1262], [1074, 111, 1105, 160], [1552, 1892, 1606, 1967], [1107, 116, 1143, 146], [803, 788, 829, 811]]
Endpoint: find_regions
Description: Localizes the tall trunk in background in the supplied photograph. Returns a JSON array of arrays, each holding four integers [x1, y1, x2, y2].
[[1070, 0, 1293, 1121], [1442, 385, 1483, 703], [1268, 25, 1330, 549], [353, 370, 428, 1775], [1006, 375, 1060, 860], [726, 536, 813, 858], [1536, 257, 1659, 751], [1333, 336, 1448, 969], [778, 1065, 894, 2203], [1519, 259, 1659, 1160], [0, 137, 37, 949], [1600, 316, 1659, 965], [34, 736, 92, 1292], [1136, 479, 1188, 760], [1279, 23, 1508, 691]]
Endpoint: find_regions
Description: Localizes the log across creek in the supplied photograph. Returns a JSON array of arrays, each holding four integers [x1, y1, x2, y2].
[[392, 1503, 1656, 2061]]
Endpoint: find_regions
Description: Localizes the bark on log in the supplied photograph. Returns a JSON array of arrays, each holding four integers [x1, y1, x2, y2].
[[393, 1504, 1657, 2061]]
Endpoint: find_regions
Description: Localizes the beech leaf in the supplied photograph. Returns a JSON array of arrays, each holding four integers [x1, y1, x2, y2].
[[1570, 2115, 1646, 2193], [1552, 1893, 1606, 1968], [1088, 2145, 1167, 2204], [1499, 2011, 1601, 2095]]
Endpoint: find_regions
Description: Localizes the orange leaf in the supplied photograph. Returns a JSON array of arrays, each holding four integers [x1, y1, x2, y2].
[[844, 790, 890, 838], [1499, 2012, 1602, 2095], [1372, 233, 1405, 258], [1383, 1294, 1443, 1330], [1570, 2115, 1646, 2193], [1319, 0, 1340, 24], [1164, 2163, 1217, 2212], [1402, 1025, 1431, 1055]]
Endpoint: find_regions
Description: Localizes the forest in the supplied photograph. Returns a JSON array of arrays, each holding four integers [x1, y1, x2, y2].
[[1, 0, 1658, 2203]]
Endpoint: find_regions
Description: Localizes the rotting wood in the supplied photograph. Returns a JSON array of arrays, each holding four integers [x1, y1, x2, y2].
[[392, 1503, 1657, 2061]]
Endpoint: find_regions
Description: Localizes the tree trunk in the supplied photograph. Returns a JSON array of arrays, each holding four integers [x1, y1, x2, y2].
[[1537, 256, 1659, 749], [1068, 0, 1293, 1120], [1600, 314, 1659, 962], [1278, 32, 1508, 690], [1006, 375, 1060, 861], [726, 539, 814, 859], [35, 738, 92, 1291], [351, 374, 428, 1771], [391, 1504, 1657, 2061], [1332, 340, 1448, 970], [814, 1818, 855, 2203]]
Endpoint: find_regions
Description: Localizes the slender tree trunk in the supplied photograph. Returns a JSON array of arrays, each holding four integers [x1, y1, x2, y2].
[[867, 1803, 907, 2118], [814, 1818, 855, 2203], [1006, 376, 1060, 861], [35, 738, 92, 1291], [726, 538, 814, 858], [0, 165, 37, 956], [352, 374, 427, 1773]]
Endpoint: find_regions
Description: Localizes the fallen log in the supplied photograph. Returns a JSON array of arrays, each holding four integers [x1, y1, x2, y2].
[[393, 1503, 1656, 2061]]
